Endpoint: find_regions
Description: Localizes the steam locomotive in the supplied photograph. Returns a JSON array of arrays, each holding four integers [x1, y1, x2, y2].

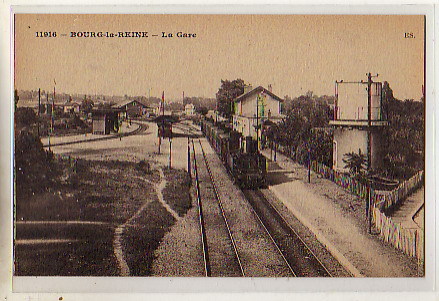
[[201, 119, 267, 188]]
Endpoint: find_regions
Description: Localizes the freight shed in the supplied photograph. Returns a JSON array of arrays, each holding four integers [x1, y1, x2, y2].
[[92, 108, 121, 135]]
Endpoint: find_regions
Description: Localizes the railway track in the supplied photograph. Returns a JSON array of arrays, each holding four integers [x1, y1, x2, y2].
[[192, 139, 245, 277], [242, 189, 332, 277], [172, 122, 201, 137], [191, 120, 331, 277]]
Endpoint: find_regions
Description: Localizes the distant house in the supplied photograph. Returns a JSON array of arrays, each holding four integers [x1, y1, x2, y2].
[[62, 102, 81, 114], [232, 85, 284, 141], [185, 103, 195, 115], [112, 99, 151, 118]]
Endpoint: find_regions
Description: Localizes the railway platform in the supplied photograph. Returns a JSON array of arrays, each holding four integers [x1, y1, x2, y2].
[[41, 121, 141, 147], [260, 149, 422, 277]]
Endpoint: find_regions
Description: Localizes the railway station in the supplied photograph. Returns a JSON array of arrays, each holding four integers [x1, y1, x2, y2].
[[11, 14, 427, 288]]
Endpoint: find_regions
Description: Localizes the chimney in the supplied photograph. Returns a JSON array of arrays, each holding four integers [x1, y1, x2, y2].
[[268, 84, 272, 92], [244, 84, 253, 94]]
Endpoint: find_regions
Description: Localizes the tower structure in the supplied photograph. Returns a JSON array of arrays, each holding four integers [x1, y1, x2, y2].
[[330, 73, 388, 172]]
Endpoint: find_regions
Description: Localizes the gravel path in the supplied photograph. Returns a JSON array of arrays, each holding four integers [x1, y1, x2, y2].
[[155, 168, 180, 221], [151, 185, 205, 276]]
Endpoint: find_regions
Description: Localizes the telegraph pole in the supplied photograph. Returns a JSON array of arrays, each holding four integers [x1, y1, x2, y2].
[[47, 92, 51, 151], [169, 136, 172, 169], [308, 143, 311, 183], [256, 94, 259, 149], [187, 136, 191, 177], [37, 88, 41, 137], [366, 72, 378, 234], [366, 72, 378, 170]]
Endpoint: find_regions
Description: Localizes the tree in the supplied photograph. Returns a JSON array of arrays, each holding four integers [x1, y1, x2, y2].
[[14, 89, 19, 110], [216, 79, 245, 119], [343, 149, 367, 176], [81, 96, 94, 114], [196, 106, 209, 116], [274, 93, 332, 163], [15, 107, 37, 129], [379, 81, 424, 179]]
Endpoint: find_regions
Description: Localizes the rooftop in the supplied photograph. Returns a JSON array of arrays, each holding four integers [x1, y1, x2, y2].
[[234, 86, 284, 103]]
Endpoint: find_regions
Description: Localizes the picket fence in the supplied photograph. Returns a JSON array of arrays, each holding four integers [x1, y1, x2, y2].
[[311, 161, 369, 199], [372, 170, 424, 211], [269, 142, 424, 261], [372, 207, 424, 261], [370, 170, 424, 261]]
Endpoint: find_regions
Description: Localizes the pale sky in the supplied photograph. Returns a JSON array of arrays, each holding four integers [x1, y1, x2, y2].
[[15, 14, 425, 101]]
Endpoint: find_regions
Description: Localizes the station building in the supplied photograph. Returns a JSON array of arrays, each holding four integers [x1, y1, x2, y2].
[[92, 108, 121, 135], [112, 99, 152, 119], [232, 85, 284, 143]]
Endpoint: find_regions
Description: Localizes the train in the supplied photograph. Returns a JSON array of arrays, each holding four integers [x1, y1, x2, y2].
[[201, 119, 267, 188]]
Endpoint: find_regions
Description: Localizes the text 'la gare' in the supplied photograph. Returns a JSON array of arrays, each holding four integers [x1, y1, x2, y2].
[[162, 32, 197, 38]]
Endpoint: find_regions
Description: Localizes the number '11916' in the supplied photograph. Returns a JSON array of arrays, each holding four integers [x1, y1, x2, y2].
[[35, 32, 57, 37]]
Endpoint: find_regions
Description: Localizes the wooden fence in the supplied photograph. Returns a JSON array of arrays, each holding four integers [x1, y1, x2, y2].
[[268, 142, 424, 261], [372, 207, 424, 261], [311, 161, 369, 199], [372, 170, 424, 211], [371, 170, 424, 261]]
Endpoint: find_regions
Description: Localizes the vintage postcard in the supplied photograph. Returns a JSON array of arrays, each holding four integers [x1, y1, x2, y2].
[[8, 8, 433, 294]]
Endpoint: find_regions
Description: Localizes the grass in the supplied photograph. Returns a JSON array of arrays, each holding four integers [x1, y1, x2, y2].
[[14, 224, 118, 276], [14, 158, 193, 276], [122, 201, 176, 276], [163, 168, 192, 217]]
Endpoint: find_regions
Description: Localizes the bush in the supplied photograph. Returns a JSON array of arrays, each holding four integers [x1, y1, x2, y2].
[[15, 107, 37, 128], [15, 130, 58, 198]]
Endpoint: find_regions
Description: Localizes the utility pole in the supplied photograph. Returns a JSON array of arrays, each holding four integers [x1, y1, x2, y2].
[[47, 92, 51, 151], [367, 73, 372, 127], [256, 94, 259, 150], [158, 91, 165, 154], [366, 73, 378, 235], [187, 136, 191, 177], [169, 136, 172, 169], [52, 80, 56, 136], [367, 184, 372, 234], [366, 72, 378, 170], [308, 143, 311, 183], [37, 88, 41, 137]]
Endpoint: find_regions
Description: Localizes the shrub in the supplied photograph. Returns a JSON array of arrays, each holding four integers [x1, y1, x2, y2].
[[15, 130, 58, 198]]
